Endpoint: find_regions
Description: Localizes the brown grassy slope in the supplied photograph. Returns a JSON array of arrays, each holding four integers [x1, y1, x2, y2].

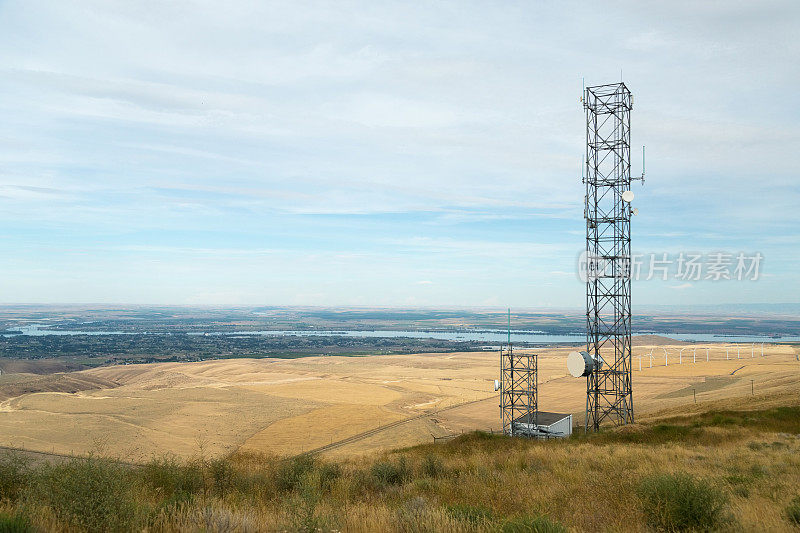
[[231, 391, 800, 532], [0, 343, 795, 462], [631, 334, 690, 346], [1, 387, 798, 532], [0, 359, 87, 375], [0, 372, 118, 402]]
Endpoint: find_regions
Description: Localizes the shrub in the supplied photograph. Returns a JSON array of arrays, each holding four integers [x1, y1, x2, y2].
[[371, 457, 410, 486], [501, 514, 567, 533], [286, 473, 324, 533], [275, 455, 317, 493], [141, 456, 203, 503], [786, 496, 800, 526], [29, 457, 142, 532], [446, 503, 493, 524], [208, 457, 240, 497], [710, 414, 736, 426], [344, 468, 373, 497], [637, 472, 728, 532], [0, 511, 32, 533], [421, 454, 445, 478], [0, 453, 31, 502], [316, 462, 341, 493]]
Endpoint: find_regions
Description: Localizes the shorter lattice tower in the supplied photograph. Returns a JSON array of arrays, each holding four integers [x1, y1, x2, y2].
[[500, 309, 538, 436]]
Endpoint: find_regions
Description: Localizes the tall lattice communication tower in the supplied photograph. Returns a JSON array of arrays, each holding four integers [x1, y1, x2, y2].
[[582, 82, 643, 431]]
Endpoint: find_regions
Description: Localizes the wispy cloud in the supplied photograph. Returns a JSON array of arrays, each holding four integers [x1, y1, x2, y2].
[[0, 1, 796, 305]]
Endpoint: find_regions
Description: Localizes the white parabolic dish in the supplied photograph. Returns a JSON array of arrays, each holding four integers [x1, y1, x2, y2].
[[622, 190, 635, 203], [567, 350, 604, 377], [567, 351, 592, 377]]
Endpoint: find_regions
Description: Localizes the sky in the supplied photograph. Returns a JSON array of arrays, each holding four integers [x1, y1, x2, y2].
[[0, 1, 797, 307]]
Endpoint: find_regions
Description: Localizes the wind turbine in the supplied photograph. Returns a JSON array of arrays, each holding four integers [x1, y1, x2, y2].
[[737, 343, 741, 359], [663, 347, 669, 366], [649, 347, 654, 368], [679, 347, 686, 364], [706, 347, 710, 362], [751, 343, 755, 358], [761, 342, 764, 356], [693, 346, 697, 364]]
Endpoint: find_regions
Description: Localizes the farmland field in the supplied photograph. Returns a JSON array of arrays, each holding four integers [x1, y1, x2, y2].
[[0, 337, 796, 462]]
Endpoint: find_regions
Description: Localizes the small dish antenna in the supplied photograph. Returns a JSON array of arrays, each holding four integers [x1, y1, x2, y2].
[[622, 190, 635, 203], [494, 379, 500, 391], [632, 207, 639, 216]]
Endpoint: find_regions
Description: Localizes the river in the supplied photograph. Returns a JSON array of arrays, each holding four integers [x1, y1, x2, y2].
[[4, 325, 799, 344]]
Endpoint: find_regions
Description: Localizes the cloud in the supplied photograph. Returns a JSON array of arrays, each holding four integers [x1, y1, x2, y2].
[[0, 1, 797, 304]]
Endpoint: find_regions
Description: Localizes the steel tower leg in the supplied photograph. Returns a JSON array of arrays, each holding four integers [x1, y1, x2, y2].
[[501, 344, 538, 437], [583, 82, 638, 431]]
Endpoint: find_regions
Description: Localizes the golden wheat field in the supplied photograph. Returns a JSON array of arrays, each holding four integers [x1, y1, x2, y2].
[[0, 338, 796, 462]]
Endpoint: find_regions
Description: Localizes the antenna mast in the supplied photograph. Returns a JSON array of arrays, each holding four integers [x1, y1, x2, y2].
[[500, 308, 538, 436], [581, 82, 643, 431]]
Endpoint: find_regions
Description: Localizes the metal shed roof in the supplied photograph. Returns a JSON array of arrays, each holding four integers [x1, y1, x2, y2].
[[512, 411, 571, 426]]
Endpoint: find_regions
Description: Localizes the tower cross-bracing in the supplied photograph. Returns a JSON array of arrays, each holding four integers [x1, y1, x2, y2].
[[500, 344, 538, 436], [583, 82, 641, 431]]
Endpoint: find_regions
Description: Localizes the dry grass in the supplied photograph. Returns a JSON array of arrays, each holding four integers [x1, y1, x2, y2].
[[1, 393, 799, 532]]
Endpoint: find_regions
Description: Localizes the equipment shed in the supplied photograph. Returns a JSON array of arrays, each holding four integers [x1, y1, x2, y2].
[[511, 411, 572, 438]]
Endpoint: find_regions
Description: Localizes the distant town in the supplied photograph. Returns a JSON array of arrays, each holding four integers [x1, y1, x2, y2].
[[0, 305, 797, 369]]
